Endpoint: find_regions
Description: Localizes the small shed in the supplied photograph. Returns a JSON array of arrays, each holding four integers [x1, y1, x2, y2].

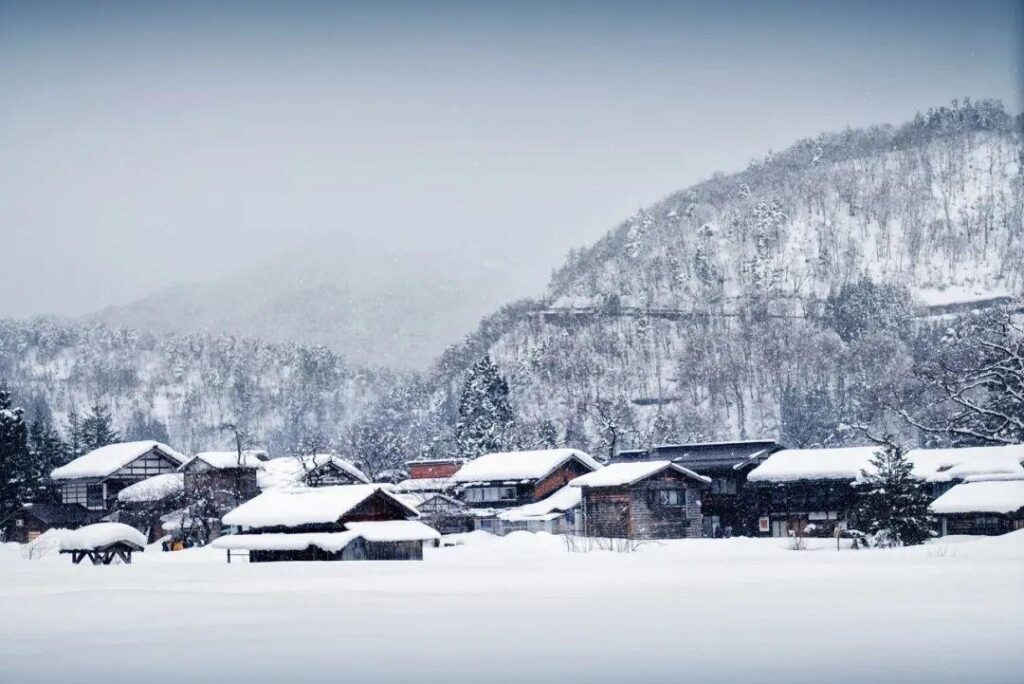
[[214, 484, 439, 562], [59, 523, 148, 565], [929, 480, 1024, 536], [571, 461, 710, 539], [0, 503, 98, 543]]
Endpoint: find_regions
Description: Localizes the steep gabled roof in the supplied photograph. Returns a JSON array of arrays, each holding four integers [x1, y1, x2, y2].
[[51, 441, 187, 481], [256, 454, 371, 489], [184, 450, 269, 471], [222, 484, 417, 529], [571, 460, 710, 488], [451, 449, 600, 484]]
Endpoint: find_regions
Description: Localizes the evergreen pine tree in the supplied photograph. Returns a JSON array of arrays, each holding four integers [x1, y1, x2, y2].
[[80, 403, 120, 452], [857, 441, 933, 547], [0, 383, 33, 520], [28, 416, 69, 502], [454, 355, 514, 458], [65, 407, 84, 458]]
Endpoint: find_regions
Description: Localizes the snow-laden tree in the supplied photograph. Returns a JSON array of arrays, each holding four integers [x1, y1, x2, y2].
[[80, 403, 120, 453], [856, 440, 933, 547], [0, 384, 32, 519], [454, 355, 514, 458]]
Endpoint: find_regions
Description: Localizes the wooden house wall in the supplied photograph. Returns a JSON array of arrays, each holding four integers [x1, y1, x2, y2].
[[582, 470, 704, 540], [535, 458, 595, 499]]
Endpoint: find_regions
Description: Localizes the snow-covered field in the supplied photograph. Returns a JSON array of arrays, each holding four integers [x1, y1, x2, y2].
[[2, 531, 1022, 684]]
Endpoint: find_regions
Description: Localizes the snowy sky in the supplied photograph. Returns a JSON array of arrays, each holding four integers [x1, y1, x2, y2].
[[1, 0, 1021, 317]]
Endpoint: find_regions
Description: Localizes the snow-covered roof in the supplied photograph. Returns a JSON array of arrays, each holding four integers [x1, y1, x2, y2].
[[450, 449, 601, 484], [498, 485, 581, 522], [392, 477, 454, 493], [570, 460, 710, 487], [344, 520, 440, 542], [907, 445, 1024, 482], [117, 473, 184, 503], [187, 450, 268, 470], [213, 531, 360, 552], [256, 454, 371, 489], [929, 481, 1024, 515], [59, 523, 148, 550], [51, 441, 187, 480], [222, 484, 417, 529], [746, 447, 882, 483]]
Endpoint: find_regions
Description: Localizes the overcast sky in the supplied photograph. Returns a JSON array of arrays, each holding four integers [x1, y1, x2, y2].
[[1, 0, 1021, 317]]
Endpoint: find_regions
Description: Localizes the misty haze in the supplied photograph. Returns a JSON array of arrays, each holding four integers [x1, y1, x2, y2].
[[0, 2, 1022, 684]]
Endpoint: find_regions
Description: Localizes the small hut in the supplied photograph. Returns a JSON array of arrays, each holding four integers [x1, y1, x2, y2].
[[929, 480, 1024, 535], [59, 523, 148, 565], [213, 484, 439, 562]]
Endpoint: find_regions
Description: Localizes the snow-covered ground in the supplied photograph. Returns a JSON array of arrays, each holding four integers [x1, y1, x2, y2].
[[1, 531, 1022, 684]]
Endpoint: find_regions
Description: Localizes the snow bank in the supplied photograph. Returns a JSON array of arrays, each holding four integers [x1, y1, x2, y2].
[[117, 473, 184, 503], [570, 460, 709, 487], [59, 523, 148, 550], [929, 481, 1024, 514], [344, 520, 440, 542], [747, 446, 881, 482], [222, 485, 417, 529], [51, 441, 187, 480], [450, 448, 601, 483]]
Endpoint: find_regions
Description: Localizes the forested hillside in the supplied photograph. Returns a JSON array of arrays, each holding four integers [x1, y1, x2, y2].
[[424, 100, 1024, 459], [2, 100, 1021, 469]]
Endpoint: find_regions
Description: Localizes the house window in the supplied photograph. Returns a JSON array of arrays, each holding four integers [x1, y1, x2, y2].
[[465, 487, 517, 503], [655, 489, 686, 506], [710, 478, 737, 495], [86, 484, 104, 509], [62, 483, 88, 506]]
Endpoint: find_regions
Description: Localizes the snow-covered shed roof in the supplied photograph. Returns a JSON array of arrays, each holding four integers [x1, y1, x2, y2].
[[117, 473, 184, 503], [498, 485, 582, 522], [450, 449, 601, 484], [929, 481, 1024, 515], [51, 441, 187, 480], [746, 446, 882, 483], [185, 450, 269, 470], [222, 484, 418, 529], [59, 523, 148, 550], [907, 445, 1024, 482], [570, 460, 710, 488], [256, 454, 371, 489], [344, 520, 440, 542], [392, 477, 454, 493]]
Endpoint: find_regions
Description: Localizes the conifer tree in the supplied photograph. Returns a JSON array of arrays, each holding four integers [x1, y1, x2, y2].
[[28, 416, 69, 502], [856, 440, 933, 547], [80, 403, 120, 452], [454, 355, 514, 458], [0, 383, 32, 520]]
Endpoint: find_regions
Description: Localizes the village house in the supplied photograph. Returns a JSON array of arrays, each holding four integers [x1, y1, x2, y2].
[[571, 461, 710, 539], [0, 503, 101, 544], [449, 448, 601, 534], [116, 473, 185, 542], [213, 484, 439, 562], [256, 453, 371, 490], [49, 441, 189, 516], [393, 457, 465, 495], [929, 479, 1024, 535], [745, 446, 881, 537], [614, 439, 782, 536], [396, 492, 473, 534], [180, 450, 269, 511]]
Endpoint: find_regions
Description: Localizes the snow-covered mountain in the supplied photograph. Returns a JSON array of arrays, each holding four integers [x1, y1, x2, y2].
[[424, 101, 1024, 454], [88, 233, 541, 369]]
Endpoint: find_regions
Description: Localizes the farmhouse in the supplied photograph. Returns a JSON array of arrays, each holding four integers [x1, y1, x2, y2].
[[450, 449, 601, 533], [571, 461, 710, 539], [615, 439, 782, 536], [929, 480, 1024, 536], [181, 450, 268, 504], [50, 441, 188, 515], [745, 446, 881, 537], [396, 492, 473, 534], [0, 502, 100, 543], [214, 484, 439, 562]]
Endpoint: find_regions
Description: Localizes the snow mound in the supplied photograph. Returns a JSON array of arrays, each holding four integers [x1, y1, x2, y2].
[[117, 473, 184, 503], [59, 523, 148, 550]]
